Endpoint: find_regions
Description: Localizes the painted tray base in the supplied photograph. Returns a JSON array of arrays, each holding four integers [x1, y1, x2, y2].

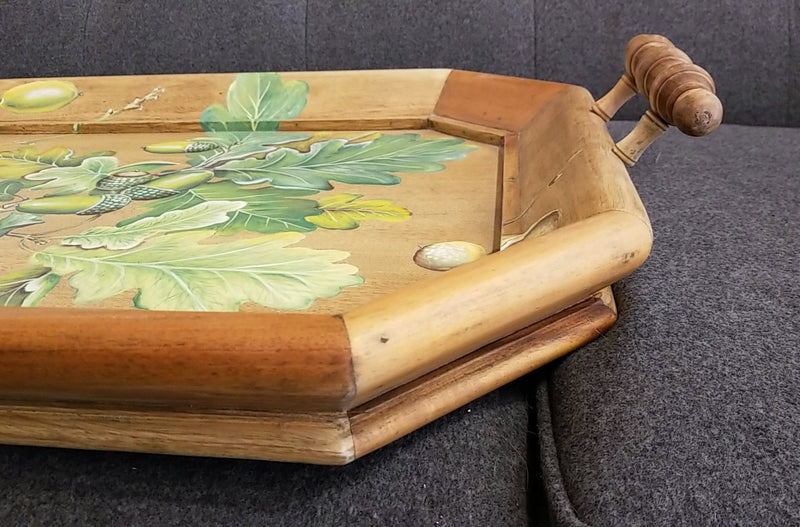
[[0, 288, 616, 465]]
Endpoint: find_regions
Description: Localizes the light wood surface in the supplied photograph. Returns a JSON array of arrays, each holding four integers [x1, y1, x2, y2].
[[0, 129, 500, 315], [0, 69, 451, 134]]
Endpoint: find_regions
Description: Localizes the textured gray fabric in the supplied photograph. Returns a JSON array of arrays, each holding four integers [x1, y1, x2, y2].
[[0, 382, 528, 526], [1, 1, 793, 126], [80, 1, 306, 76], [306, 0, 536, 77], [790, 0, 800, 126], [0, 1, 307, 78], [0, 0, 88, 78], [537, 122, 800, 526], [534, 0, 796, 127]]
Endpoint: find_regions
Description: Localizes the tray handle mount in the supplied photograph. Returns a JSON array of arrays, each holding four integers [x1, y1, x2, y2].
[[592, 34, 723, 166]]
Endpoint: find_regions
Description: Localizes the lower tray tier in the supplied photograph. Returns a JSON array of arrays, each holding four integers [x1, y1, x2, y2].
[[0, 288, 616, 465]]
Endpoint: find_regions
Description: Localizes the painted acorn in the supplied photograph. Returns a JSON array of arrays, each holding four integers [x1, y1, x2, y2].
[[143, 140, 220, 154], [0, 80, 80, 114], [16, 193, 132, 215], [94, 171, 155, 191], [413, 241, 487, 271], [122, 169, 214, 200]]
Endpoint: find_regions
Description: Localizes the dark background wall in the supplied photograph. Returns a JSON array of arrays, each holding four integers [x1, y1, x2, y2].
[[1, 0, 797, 126]]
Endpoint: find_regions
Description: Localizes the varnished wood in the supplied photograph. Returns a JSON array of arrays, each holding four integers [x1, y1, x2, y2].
[[349, 290, 617, 458], [594, 34, 723, 166], [433, 70, 567, 132], [614, 110, 669, 166], [0, 308, 356, 412], [0, 129, 500, 316], [345, 211, 651, 406], [594, 34, 721, 136], [0, 69, 451, 133], [427, 115, 507, 145], [0, 66, 662, 463], [512, 85, 650, 234], [0, 404, 355, 465], [0, 288, 616, 465]]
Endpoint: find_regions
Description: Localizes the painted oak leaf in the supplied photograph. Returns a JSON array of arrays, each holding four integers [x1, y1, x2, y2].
[[24, 156, 118, 196], [186, 132, 311, 167], [117, 182, 321, 235], [200, 72, 309, 144], [213, 133, 478, 190], [34, 231, 363, 311], [0, 180, 23, 201], [306, 193, 411, 230], [62, 201, 246, 250], [0, 211, 44, 237], [0, 146, 115, 179], [0, 266, 60, 307]]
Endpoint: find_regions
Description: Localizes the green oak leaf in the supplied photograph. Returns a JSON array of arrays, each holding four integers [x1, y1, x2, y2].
[[24, 157, 118, 196], [34, 231, 363, 312], [62, 201, 246, 250], [0, 211, 44, 237], [200, 72, 309, 144], [0, 180, 23, 201], [0, 146, 115, 179], [0, 266, 60, 307], [213, 133, 478, 190], [306, 193, 411, 230], [118, 182, 321, 235]]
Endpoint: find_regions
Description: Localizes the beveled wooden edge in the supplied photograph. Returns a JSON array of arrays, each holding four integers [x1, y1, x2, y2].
[[433, 70, 568, 132], [348, 288, 617, 459], [345, 209, 652, 407], [0, 404, 355, 465], [0, 309, 357, 413]]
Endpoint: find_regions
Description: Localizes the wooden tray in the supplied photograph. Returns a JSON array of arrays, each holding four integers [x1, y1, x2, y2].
[[0, 35, 721, 464]]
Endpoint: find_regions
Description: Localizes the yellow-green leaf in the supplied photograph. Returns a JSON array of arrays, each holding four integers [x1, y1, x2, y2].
[[306, 193, 411, 230], [0, 146, 115, 179]]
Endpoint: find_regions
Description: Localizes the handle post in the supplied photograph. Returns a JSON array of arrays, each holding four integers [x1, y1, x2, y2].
[[593, 34, 723, 166]]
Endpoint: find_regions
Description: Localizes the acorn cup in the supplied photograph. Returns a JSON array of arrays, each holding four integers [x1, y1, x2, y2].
[[94, 171, 156, 192]]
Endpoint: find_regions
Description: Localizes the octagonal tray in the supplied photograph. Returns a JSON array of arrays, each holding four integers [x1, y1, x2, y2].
[[0, 37, 721, 464]]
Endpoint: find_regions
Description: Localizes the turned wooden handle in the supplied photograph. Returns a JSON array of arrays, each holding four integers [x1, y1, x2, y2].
[[625, 34, 722, 136]]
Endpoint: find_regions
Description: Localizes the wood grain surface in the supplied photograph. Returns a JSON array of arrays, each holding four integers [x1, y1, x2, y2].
[[0, 68, 655, 463], [0, 404, 355, 464], [349, 289, 617, 458], [0, 69, 451, 133], [0, 308, 356, 412]]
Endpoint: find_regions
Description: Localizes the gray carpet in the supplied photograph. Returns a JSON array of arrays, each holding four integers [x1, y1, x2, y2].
[[537, 122, 800, 526]]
